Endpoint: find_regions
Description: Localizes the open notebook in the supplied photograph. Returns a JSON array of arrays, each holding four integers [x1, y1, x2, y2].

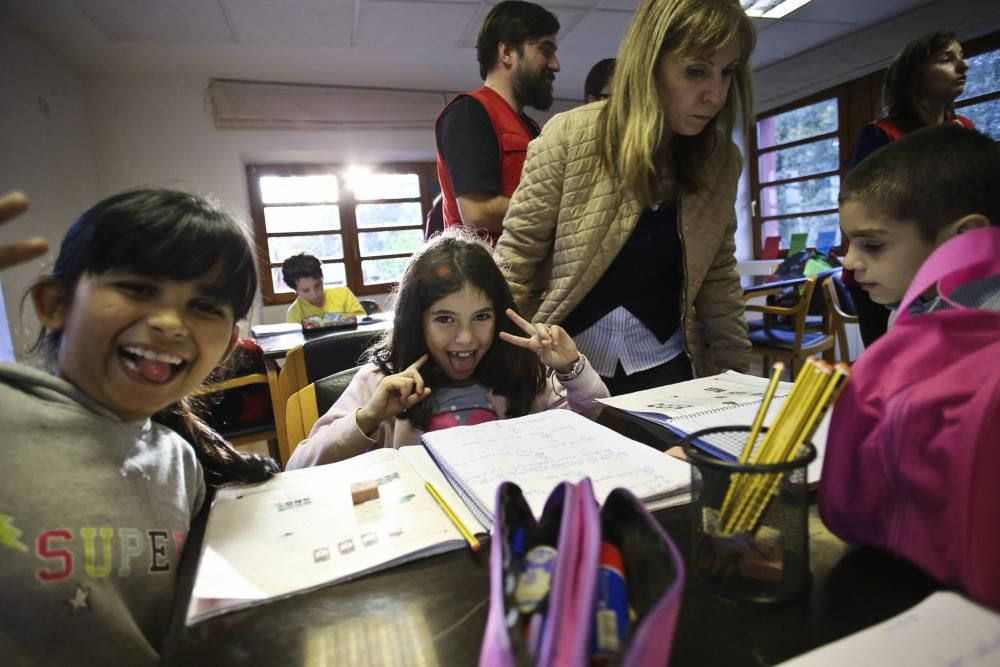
[[185, 446, 485, 625], [597, 371, 829, 484], [421, 409, 692, 530], [186, 411, 689, 624]]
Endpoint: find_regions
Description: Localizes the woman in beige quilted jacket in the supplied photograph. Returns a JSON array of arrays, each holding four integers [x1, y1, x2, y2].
[[496, 0, 754, 395]]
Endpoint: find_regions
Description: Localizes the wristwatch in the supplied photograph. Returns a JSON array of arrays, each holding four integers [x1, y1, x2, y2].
[[554, 354, 587, 382]]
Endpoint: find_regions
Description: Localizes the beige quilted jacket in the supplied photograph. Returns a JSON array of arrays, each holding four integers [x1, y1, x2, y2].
[[495, 104, 750, 375]]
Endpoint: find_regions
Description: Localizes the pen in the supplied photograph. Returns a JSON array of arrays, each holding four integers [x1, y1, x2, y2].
[[425, 481, 481, 552]]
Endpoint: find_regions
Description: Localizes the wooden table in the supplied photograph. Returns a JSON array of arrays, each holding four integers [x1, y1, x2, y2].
[[164, 413, 938, 666]]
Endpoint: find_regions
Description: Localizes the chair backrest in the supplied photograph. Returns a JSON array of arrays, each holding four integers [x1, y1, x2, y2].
[[822, 275, 859, 362], [276, 327, 383, 430], [285, 366, 362, 460], [302, 329, 382, 383], [359, 299, 383, 316]]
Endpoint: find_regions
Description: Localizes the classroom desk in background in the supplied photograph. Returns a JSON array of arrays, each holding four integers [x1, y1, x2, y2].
[[741, 273, 809, 297], [163, 415, 939, 667], [254, 313, 393, 361]]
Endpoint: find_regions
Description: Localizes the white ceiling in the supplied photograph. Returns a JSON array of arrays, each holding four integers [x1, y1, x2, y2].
[[2, 0, 999, 103]]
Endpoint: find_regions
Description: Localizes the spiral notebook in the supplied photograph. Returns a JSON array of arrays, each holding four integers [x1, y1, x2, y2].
[[420, 410, 692, 530], [598, 372, 828, 484]]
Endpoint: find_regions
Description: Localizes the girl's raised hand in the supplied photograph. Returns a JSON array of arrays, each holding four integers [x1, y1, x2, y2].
[[0, 192, 48, 271], [499, 308, 580, 374], [356, 354, 432, 435]]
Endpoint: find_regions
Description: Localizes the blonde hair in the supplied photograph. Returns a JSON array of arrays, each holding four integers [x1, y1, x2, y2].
[[598, 0, 755, 205]]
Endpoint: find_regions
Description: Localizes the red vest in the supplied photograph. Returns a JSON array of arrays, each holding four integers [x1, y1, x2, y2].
[[871, 113, 975, 140], [435, 86, 539, 246]]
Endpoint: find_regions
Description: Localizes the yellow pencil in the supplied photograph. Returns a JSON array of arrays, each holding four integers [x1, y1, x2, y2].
[[724, 359, 827, 534], [719, 362, 785, 522], [425, 481, 481, 552], [742, 361, 785, 463], [737, 362, 849, 534]]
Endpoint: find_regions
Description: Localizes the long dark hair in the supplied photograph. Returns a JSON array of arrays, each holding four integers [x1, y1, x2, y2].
[[32, 187, 277, 485], [883, 30, 959, 132], [368, 230, 546, 429]]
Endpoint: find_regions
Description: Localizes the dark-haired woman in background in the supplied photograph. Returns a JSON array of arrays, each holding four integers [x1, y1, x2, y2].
[[847, 30, 974, 346]]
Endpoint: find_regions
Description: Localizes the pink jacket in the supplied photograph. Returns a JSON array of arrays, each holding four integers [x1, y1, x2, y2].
[[286, 362, 609, 468]]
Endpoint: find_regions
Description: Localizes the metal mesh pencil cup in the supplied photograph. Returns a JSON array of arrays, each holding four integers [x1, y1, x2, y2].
[[681, 425, 816, 603]]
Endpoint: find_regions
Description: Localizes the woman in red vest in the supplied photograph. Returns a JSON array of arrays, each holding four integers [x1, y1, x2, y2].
[[847, 30, 974, 346]]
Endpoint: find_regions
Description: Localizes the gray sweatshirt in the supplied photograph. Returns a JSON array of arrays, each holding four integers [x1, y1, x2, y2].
[[0, 362, 205, 666]]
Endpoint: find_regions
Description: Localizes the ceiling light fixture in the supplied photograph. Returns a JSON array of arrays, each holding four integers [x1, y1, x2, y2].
[[741, 0, 814, 19]]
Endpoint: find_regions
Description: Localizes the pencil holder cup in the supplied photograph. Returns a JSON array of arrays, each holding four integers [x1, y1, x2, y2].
[[681, 426, 816, 603]]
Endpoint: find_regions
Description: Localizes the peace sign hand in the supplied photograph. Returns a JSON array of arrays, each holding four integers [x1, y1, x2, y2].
[[356, 354, 432, 435], [498, 308, 580, 374], [0, 192, 48, 271]]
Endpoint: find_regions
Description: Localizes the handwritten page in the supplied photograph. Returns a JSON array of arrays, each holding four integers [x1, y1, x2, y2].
[[421, 410, 691, 524], [186, 448, 471, 625], [777, 592, 1000, 666], [597, 371, 793, 423]]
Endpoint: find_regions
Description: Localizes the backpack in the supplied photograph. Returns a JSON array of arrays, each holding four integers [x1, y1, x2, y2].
[[819, 226, 1000, 610]]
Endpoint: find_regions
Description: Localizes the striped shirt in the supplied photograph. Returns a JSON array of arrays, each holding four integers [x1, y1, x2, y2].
[[572, 306, 685, 378]]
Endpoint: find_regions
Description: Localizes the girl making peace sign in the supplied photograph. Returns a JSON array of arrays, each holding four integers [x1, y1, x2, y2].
[[287, 230, 609, 468]]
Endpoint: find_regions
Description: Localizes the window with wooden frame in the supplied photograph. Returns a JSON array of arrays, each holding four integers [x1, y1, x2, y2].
[[247, 163, 435, 304], [956, 32, 1000, 140], [749, 91, 849, 257], [749, 31, 1000, 259]]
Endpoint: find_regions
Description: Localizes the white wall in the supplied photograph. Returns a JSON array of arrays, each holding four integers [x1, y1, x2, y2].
[[87, 74, 446, 325], [0, 19, 100, 360]]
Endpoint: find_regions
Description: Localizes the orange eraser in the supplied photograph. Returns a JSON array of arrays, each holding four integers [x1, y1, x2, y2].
[[350, 480, 379, 505]]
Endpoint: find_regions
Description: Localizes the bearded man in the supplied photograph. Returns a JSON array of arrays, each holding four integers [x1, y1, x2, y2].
[[434, 0, 560, 246]]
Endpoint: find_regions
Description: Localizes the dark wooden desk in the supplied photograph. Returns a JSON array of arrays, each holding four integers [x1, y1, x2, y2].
[[255, 314, 393, 361], [164, 414, 938, 666], [741, 273, 809, 296]]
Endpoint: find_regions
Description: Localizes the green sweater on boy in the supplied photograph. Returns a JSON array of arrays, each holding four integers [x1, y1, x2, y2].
[[0, 362, 205, 666]]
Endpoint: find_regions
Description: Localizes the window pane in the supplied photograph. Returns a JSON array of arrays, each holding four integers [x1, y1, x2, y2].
[[263, 205, 340, 233], [958, 98, 1000, 141], [348, 172, 420, 201], [957, 48, 1000, 101], [760, 175, 840, 217], [320, 263, 348, 288], [362, 257, 409, 285], [757, 137, 839, 183], [356, 202, 424, 228], [270, 262, 346, 293], [268, 234, 344, 263], [761, 214, 841, 251], [259, 174, 338, 204], [358, 230, 424, 257], [756, 98, 838, 149]]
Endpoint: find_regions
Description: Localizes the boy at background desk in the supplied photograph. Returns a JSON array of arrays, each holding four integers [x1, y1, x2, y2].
[[282, 252, 366, 324]]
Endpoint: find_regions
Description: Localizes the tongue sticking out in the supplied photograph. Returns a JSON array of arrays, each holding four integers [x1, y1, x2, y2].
[[449, 353, 477, 376], [135, 357, 174, 383]]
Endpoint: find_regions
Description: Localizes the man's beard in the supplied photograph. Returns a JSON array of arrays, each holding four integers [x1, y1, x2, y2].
[[512, 64, 554, 111]]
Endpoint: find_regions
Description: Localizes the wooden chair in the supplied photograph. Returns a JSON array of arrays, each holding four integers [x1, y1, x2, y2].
[[285, 366, 362, 461], [822, 275, 860, 363], [745, 276, 836, 378], [195, 372, 280, 461]]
